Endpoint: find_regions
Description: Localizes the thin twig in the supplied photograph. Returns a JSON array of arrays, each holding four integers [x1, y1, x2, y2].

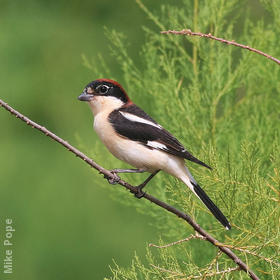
[[204, 251, 223, 277], [161, 29, 280, 66], [153, 232, 279, 267], [151, 264, 240, 279], [150, 264, 185, 277], [220, 245, 280, 267], [149, 232, 205, 249], [198, 266, 240, 279], [0, 99, 260, 280]]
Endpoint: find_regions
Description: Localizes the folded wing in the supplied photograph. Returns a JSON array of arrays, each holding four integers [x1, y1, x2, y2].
[[109, 105, 211, 169]]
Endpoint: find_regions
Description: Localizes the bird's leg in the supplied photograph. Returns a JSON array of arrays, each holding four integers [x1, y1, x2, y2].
[[105, 169, 146, 185], [110, 168, 146, 174], [135, 170, 160, 198]]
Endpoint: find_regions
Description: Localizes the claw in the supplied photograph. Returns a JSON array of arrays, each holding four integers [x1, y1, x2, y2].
[[133, 186, 146, 199], [135, 190, 146, 199], [104, 172, 120, 185]]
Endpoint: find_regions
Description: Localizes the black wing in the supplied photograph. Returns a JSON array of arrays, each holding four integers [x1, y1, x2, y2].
[[109, 105, 211, 169]]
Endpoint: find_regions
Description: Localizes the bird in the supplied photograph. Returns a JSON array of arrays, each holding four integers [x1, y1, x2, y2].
[[78, 79, 231, 230]]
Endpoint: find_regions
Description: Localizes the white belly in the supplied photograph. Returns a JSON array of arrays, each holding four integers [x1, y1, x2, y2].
[[93, 112, 187, 178]]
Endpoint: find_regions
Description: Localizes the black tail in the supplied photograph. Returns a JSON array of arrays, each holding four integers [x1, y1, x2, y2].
[[191, 182, 231, 230]]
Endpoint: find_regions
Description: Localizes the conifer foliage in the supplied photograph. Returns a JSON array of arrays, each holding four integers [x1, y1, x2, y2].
[[85, 0, 280, 279]]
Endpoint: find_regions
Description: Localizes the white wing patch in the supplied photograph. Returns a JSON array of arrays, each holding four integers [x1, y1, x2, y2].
[[147, 141, 167, 150], [119, 111, 162, 129]]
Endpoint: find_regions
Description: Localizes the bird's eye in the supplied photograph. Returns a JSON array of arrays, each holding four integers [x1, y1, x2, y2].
[[98, 85, 110, 94]]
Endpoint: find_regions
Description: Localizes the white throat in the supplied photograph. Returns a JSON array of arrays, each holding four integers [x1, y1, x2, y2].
[[88, 96, 124, 116]]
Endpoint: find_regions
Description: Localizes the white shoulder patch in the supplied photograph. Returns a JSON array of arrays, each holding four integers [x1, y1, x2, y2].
[[119, 111, 162, 129], [147, 141, 167, 150]]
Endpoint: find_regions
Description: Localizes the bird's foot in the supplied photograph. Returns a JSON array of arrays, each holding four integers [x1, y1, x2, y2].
[[133, 185, 146, 199], [131, 171, 161, 198], [104, 172, 120, 185]]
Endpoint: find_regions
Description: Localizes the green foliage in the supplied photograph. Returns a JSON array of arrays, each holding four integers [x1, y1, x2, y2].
[[0, 1, 165, 279], [84, 0, 280, 279]]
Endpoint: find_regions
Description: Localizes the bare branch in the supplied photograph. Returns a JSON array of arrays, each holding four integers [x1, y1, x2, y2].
[[161, 29, 280, 66], [0, 99, 260, 280]]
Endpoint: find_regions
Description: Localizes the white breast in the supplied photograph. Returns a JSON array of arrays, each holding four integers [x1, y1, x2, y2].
[[93, 111, 187, 178], [90, 96, 187, 178]]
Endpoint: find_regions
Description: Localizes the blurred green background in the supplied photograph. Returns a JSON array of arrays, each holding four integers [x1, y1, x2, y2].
[[0, 0, 272, 279], [0, 1, 168, 279]]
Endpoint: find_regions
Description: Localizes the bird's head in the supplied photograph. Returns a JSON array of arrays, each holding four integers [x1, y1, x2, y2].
[[78, 79, 131, 115]]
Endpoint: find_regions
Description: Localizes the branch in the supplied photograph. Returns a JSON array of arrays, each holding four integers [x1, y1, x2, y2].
[[149, 232, 206, 249], [150, 233, 280, 267], [151, 264, 240, 279], [0, 99, 259, 280], [161, 29, 280, 66], [219, 244, 280, 267]]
